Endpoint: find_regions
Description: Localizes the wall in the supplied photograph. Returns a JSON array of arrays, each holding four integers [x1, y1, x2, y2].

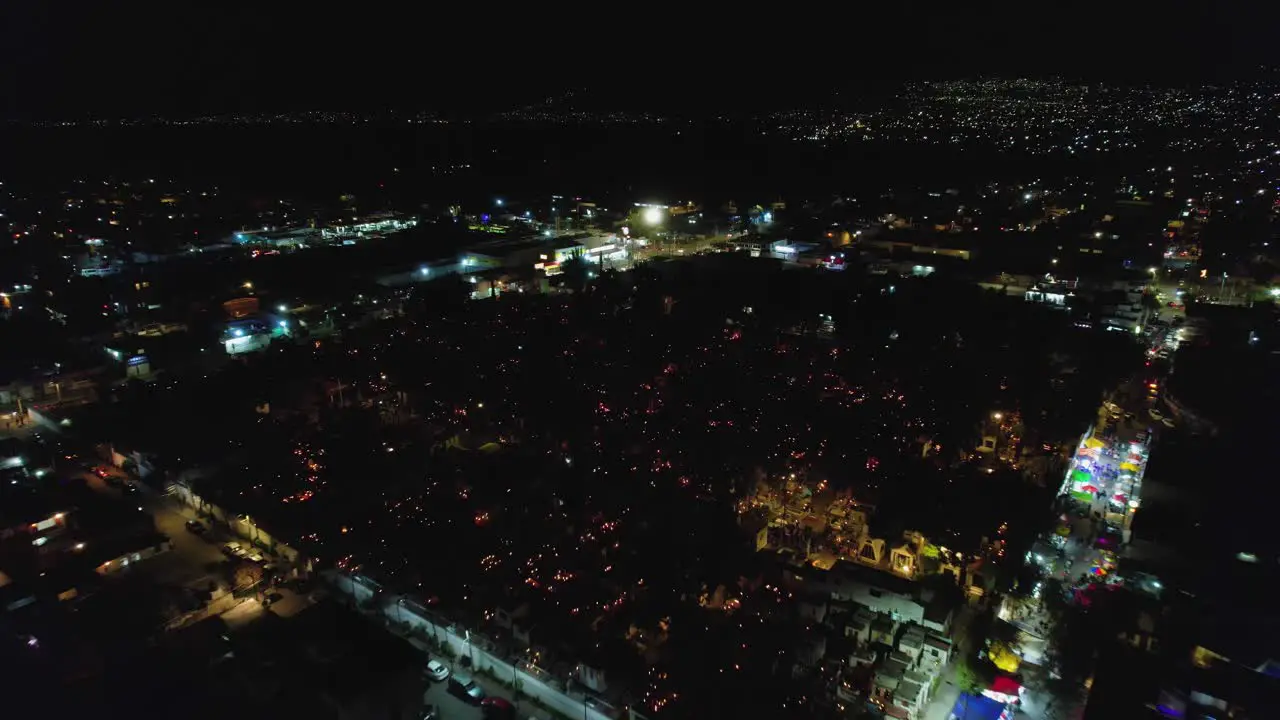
[[325, 570, 617, 720], [834, 582, 925, 625]]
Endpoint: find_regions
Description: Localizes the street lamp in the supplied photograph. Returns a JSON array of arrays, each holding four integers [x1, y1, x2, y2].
[[643, 207, 663, 225]]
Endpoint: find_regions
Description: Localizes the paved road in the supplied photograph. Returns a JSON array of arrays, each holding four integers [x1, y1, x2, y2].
[[922, 660, 960, 720], [81, 467, 225, 585], [149, 494, 227, 582], [158, 496, 314, 617]]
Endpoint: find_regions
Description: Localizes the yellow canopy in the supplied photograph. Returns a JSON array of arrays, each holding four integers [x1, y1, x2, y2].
[[1120, 462, 1140, 472], [1085, 437, 1106, 449]]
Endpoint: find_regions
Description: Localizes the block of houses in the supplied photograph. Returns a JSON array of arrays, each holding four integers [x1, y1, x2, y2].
[[850, 646, 877, 669], [898, 624, 927, 664], [836, 675, 862, 704], [884, 705, 912, 720], [923, 596, 954, 635], [870, 616, 898, 646], [822, 562, 935, 625], [890, 675, 928, 719], [872, 663, 903, 704], [888, 650, 916, 671], [904, 669, 932, 690], [921, 634, 953, 669], [825, 599, 856, 630], [846, 607, 874, 645]]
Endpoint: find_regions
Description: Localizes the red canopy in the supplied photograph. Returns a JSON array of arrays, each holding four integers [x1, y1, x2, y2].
[[991, 676, 1022, 696]]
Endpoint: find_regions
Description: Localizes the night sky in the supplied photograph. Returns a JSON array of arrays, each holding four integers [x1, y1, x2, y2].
[[1, 4, 1276, 119]]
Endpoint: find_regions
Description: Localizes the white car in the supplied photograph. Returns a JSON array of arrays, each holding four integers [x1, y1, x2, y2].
[[221, 541, 243, 557], [425, 659, 450, 682]]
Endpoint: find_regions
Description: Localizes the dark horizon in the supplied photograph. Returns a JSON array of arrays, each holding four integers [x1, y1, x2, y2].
[[3, 4, 1277, 120]]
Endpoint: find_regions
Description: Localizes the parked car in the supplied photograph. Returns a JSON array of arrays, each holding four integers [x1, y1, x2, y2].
[[262, 591, 284, 607], [243, 549, 266, 563], [481, 696, 515, 719], [449, 673, 485, 703], [221, 541, 244, 557], [425, 659, 450, 682], [185, 520, 207, 535]]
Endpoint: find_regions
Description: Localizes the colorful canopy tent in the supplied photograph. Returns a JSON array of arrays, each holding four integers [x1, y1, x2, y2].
[[983, 676, 1024, 705], [1070, 469, 1092, 485], [949, 693, 1012, 720], [990, 677, 1021, 696], [1120, 462, 1140, 472], [1084, 437, 1106, 450]]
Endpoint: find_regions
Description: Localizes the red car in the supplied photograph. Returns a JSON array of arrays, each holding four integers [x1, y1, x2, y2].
[[481, 697, 515, 719]]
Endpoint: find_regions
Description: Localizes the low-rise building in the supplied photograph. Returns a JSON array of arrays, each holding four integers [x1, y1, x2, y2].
[[891, 675, 928, 719], [921, 634, 953, 668], [870, 616, 898, 646], [92, 532, 173, 574], [846, 607, 874, 645], [898, 624, 926, 664], [873, 653, 910, 703]]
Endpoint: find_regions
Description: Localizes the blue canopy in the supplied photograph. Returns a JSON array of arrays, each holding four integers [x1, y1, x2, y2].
[[949, 693, 1008, 720]]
